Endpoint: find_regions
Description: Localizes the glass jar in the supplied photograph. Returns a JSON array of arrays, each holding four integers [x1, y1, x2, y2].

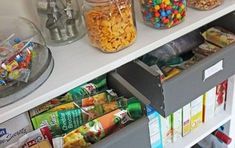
[[83, 0, 137, 53], [139, 0, 186, 29], [187, 0, 223, 10], [36, 0, 86, 46], [0, 16, 54, 107]]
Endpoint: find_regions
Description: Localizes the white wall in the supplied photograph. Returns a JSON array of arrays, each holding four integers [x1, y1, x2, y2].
[[0, 0, 39, 25]]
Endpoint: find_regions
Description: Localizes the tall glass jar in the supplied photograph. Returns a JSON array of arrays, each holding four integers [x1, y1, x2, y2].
[[187, 0, 223, 10], [83, 0, 137, 53], [36, 0, 86, 46], [139, 0, 186, 29]]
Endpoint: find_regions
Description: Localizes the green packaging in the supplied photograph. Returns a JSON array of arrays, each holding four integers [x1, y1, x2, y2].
[[66, 75, 107, 101], [32, 108, 84, 137]]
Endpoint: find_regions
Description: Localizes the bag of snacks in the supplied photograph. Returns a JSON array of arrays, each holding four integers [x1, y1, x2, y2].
[[187, 0, 223, 10]]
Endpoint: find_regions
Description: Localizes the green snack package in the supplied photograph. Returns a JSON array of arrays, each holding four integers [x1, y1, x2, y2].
[[66, 75, 107, 101], [32, 108, 84, 137]]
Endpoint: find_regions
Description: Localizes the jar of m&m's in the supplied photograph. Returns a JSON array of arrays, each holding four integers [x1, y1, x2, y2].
[[187, 0, 223, 10], [139, 0, 186, 29], [83, 0, 137, 53]]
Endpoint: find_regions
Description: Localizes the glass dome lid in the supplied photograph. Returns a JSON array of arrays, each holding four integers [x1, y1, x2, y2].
[[0, 16, 54, 107]]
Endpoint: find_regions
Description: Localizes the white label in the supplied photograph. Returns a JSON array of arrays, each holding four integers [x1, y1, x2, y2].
[[204, 60, 223, 81]]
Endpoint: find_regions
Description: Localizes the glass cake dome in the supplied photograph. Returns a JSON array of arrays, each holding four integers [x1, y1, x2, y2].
[[0, 17, 54, 107]]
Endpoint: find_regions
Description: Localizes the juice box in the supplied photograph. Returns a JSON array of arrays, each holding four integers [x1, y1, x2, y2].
[[0, 113, 33, 148], [191, 95, 203, 130], [215, 80, 227, 114], [147, 106, 163, 148], [203, 87, 216, 122], [160, 115, 172, 146], [182, 104, 191, 136], [172, 109, 182, 142]]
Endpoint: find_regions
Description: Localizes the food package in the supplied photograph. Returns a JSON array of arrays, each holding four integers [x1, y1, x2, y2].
[[6, 126, 53, 148], [202, 27, 235, 47], [31, 108, 84, 137], [63, 98, 143, 148], [172, 109, 182, 142], [182, 104, 191, 136], [160, 115, 172, 146], [215, 80, 227, 114], [193, 42, 221, 57], [203, 87, 216, 122], [147, 105, 163, 148], [0, 113, 33, 148], [191, 96, 203, 130]]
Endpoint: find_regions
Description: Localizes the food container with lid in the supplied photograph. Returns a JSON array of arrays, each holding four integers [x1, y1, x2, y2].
[[36, 0, 86, 45], [187, 0, 223, 10], [0, 17, 54, 107], [83, 0, 137, 53], [139, 0, 186, 29]]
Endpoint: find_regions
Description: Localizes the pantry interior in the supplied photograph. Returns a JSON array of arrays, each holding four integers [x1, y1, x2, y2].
[[1, 0, 235, 148]]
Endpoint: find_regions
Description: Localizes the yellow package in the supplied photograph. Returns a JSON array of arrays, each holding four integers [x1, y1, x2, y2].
[[191, 96, 203, 130]]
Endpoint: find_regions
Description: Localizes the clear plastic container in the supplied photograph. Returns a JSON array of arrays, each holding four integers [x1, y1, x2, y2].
[[187, 0, 223, 10], [139, 0, 187, 29], [0, 17, 54, 107], [83, 0, 137, 53], [36, 0, 86, 45]]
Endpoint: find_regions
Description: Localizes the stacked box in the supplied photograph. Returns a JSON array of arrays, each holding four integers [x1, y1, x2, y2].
[[160, 115, 172, 146], [0, 113, 33, 147], [203, 87, 216, 122], [215, 80, 227, 114], [191, 95, 203, 131], [172, 109, 182, 142], [147, 106, 163, 148], [182, 104, 191, 136]]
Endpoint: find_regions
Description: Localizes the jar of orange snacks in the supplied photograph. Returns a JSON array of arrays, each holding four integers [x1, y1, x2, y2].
[[83, 0, 137, 53]]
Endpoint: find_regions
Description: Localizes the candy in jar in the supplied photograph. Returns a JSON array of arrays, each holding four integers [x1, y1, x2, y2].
[[187, 0, 223, 10], [139, 0, 186, 29], [83, 0, 137, 53]]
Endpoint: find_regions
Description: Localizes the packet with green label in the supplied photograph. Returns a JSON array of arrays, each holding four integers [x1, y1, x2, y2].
[[31, 108, 84, 137]]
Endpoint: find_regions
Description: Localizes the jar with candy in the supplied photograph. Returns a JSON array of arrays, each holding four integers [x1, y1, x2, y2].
[[139, 0, 186, 29], [83, 0, 137, 53], [36, 0, 86, 45], [187, 0, 223, 10], [0, 17, 54, 107]]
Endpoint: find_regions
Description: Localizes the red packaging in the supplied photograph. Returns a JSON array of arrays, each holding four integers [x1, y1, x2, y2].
[[6, 126, 53, 148]]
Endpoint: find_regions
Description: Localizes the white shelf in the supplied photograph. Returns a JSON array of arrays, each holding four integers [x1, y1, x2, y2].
[[166, 111, 231, 148], [1, 0, 235, 124]]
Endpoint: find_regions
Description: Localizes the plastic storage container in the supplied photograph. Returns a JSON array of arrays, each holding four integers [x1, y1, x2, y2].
[[0, 17, 54, 107], [139, 0, 186, 29], [83, 0, 137, 53], [187, 0, 223, 10], [36, 0, 86, 45]]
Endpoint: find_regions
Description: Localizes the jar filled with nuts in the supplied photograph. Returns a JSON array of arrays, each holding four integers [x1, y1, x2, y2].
[[139, 0, 187, 29], [187, 0, 223, 10], [83, 0, 137, 53]]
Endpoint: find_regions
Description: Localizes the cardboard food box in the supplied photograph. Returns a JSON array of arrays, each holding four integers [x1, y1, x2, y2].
[[172, 109, 182, 142], [0, 113, 33, 148], [203, 87, 216, 122], [191, 95, 203, 131], [182, 104, 191, 136], [147, 106, 163, 148]]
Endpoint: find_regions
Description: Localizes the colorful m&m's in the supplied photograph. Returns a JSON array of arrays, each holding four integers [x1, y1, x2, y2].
[[140, 0, 186, 29]]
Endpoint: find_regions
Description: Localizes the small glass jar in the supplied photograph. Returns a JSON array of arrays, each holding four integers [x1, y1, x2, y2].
[[139, 0, 186, 29], [187, 0, 223, 10], [83, 0, 137, 53], [36, 0, 86, 45]]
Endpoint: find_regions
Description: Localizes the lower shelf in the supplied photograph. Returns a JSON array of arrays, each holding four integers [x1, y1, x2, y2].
[[166, 111, 231, 148]]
